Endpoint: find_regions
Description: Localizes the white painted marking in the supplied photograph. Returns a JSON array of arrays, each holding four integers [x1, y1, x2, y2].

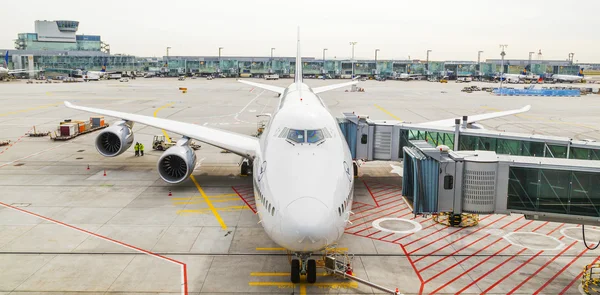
[[234, 90, 265, 124], [561, 226, 600, 243], [503, 232, 564, 251], [372, 218, 422, 234]]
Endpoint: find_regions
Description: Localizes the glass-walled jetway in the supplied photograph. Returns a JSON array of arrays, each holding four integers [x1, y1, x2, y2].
[[338, 113, 600, 162], [402, 140, 600, 225]]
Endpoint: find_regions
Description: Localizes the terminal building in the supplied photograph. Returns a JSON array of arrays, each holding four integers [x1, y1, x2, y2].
[[0, 20, 593, 79]]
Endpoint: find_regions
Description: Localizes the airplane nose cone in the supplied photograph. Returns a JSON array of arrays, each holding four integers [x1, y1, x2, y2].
[[281, 197, 335, 251]]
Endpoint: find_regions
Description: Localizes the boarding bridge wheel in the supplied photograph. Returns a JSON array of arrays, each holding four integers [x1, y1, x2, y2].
[[433, 212, 479, 228], [291, 258, 301, 283], [582, 263, 600, 294]]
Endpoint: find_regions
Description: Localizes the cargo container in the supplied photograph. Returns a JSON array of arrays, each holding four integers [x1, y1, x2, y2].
[[91, 116, 105, 127], [60, 123, 77, 137]]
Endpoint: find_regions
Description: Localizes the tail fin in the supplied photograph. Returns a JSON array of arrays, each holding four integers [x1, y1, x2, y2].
[[579, 68, 584, 77], [294, 27, 302, 85], [4, 51, 8, 68]]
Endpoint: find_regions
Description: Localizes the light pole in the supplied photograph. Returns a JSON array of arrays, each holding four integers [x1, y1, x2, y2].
[[322, 48, 328, 78], [349, 42, 357, 78], [270, 47, 275, 74], [499, 44, 508, 96], [165, 47, 171, 74], [374, 49, 380, 76], [426, 49, 432, 75], [477, 50, 483, 77], [218, 47, 223, 73]]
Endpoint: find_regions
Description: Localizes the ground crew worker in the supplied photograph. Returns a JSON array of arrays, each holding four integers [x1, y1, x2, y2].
[[139, 142, 144, 156], [134, 142, 139, 156]]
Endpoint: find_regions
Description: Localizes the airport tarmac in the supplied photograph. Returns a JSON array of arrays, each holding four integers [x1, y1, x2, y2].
[[1, 78, 600, 295]]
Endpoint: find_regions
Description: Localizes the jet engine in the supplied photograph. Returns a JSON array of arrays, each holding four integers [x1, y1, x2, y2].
[[467, 123, 485, 129], [95, 121, 134, 157], [157, 139, 197, 184]]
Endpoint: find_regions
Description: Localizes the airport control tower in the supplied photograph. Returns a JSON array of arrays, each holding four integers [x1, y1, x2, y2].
[[14, 20, 108, 53]]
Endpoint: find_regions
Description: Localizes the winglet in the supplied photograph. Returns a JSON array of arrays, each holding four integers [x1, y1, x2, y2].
[[4, 51, 8, 68], [64, 101, 73, 108], [295, 27, 302, 85]]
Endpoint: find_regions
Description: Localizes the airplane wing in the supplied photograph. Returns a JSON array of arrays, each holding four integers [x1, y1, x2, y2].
[[64, 101, 259, 158], [312, 81, 358, 94], [417, 105, 531, 127], [9, 69, 40, 74], [237, 79, 285, 94]]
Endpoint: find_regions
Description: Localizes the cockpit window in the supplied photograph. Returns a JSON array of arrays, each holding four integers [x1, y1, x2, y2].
[[307, 130, 324, 143], [287, 129, 305, 143]]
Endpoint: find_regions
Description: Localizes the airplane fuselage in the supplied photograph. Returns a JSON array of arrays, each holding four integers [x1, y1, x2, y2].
[[252, 82, 353, 253]]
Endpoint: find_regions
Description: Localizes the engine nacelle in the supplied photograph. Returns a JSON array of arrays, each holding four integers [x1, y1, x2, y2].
[[95, 121, 134, 157], [157, 141, 197, 184], [467, 123, 485, 130]]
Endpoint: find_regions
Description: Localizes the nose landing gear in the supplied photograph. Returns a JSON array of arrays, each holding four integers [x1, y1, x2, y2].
[[290, 253, 317, 283]]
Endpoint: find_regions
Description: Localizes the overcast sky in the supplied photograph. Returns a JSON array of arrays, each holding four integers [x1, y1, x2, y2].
[[3, 0, 599, 62]]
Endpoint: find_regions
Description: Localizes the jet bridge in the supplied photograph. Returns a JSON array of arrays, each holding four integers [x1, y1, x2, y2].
[[403, 140, 600, 226], [337, 112, 600, 161]]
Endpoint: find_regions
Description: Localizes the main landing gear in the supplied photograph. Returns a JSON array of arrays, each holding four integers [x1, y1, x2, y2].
[[240, 159, 253, 176], [290, 253, 317, 284]]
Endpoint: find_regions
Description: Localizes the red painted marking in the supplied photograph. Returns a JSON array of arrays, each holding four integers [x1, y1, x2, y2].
[[418, 216, 527, 271], [531, 221, 549, 232], [346, 208, 411, 230], [559, 256, 600, 294], [390, 221, 438, 243], [413, 215, 509, 263], [429, 244, 512, 294], [231, 186, 256, 213], [0, 127, 33, 156], [418, 234, 490, 271], [370, 187, 397, 195], [351, 197, 403, 217], [425, 236, 504, 284], [0, 202, 188, 294], [455, 219, 550, 294], [376, 192, 403, 203], [346, 205, 408, 229], [378, 233, 395, 241], [372, 189, 402, 199], [362, 179, 380, 207], [405, 214, 493, 250], [348, 210, 413, 235], [456, 247, 528, 295], [400, 244, 424, 295], [349, 201, 405, 223], [506, 241, 576, 295], [481, 223, 564, 294], [533, 246, 591, 295], [364, 230, 381, 238]]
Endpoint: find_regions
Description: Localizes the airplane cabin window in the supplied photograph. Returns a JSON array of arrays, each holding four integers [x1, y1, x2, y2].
[[287, 129, 305, 143], [338, 207, 341, 216], [306, 129, 324, 143], [271, 207, 275, 215]]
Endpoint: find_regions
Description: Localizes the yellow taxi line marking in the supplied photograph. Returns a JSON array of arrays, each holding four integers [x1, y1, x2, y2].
[[250, 272, 329, 277], [374, 104, 402, 121], [172, 198, 240, 205], [170, 194, 239, 201], [0, 103, 61, 117], [153, 102, 227, 230], [248, 282, 358, 287], [255, 247, 287, 251], [153, 102, 175, 142], [300, 284, 306, 295]]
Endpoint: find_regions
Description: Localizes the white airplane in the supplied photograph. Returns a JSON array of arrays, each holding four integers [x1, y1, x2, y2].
[[552, 69, 585, 83], [0, 51, 39, 79], [64, 29, 531, 284]]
